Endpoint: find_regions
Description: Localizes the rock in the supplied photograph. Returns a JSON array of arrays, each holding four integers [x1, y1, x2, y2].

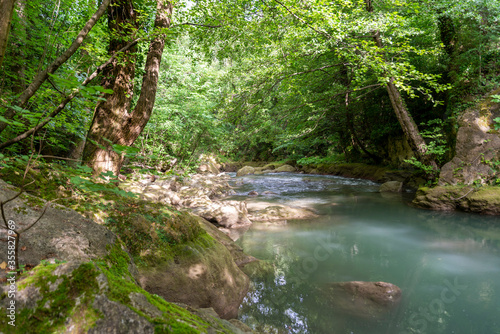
[[275, 164, 296, 172], [248, 191, 258, 196], [0, 180, 118, 274], [246, 201, 318, 221], [412, 185, 500, 215], [0, 254, 246, 333], [262, 191, 278, 195], [194, 200, 252, 228], [138, 228, 250, 319], [379, 181, 402, 193], [439, 91, 500, 186], [198, 218, 257, 267], [236, 166, 256, 177], [320, 281, 402, 319]]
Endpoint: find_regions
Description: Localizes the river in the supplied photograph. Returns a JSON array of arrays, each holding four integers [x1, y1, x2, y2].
[[228, 172, 500, 334]]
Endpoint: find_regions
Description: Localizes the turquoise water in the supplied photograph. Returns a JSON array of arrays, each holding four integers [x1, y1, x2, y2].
[[231, 173, 500, 334]]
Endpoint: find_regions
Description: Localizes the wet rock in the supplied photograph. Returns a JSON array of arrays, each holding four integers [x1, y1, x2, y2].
[[275, 164, 296, 172], [246, 201, 318, 221], [412, 185, 500, 215], [262, 191, 278, 195], [248, 191, 259, 196], [320, 281, 402, 318], [236, 166, 255, 177], [379, 181, 402, 193]]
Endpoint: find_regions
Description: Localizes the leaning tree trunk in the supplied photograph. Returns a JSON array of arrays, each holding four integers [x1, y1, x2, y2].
[[0, 0, 17, 69], [365, 0, 437, 168], [83, 0, 173, 175]]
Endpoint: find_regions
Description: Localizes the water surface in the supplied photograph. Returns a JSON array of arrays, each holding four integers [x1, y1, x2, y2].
[[231, 173, 500, 334]]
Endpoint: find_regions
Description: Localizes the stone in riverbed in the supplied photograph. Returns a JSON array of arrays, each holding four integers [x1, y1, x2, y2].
[[236, 166, 255, 177], [246, 201, 318, 221], [275, 164, 296, 172], [319, 281, 402, 319], [379, 181, 403, 193]]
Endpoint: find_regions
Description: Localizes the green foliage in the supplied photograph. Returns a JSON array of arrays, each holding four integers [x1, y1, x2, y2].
[[133, 33, 232, 170], [494, 117, 500, 131]]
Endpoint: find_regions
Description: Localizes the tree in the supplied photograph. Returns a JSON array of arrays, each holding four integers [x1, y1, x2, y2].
[[0, 0, 112, 135], [0, 0, 17, 69], [82, 0, 173, 175], [365, 0, 437, 169]]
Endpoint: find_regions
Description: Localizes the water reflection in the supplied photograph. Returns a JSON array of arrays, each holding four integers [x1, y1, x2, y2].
[[233, 173, 500, 334]]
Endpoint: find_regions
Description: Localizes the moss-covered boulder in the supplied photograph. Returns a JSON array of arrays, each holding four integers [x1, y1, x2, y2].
[[439, 89, 500, 187], [274, 164, 296, 172], [379, 181, 403, 193], [0, 180, 118, 278], [137, 228, 250, 320], [413, 185, 500, 215], [236, 166, 255, 177], [0, 243, 251, 333]]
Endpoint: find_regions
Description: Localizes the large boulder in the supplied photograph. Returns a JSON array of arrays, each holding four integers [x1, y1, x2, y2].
[[379, 181, 403, 193], [0, 180, 118, 276], [319, 281, 402, 318], [439, 91, 500, 186], [412, 185, 500, 214], [275, 164, 296, 172], [236, 166, 255, 177], [137, 226, 250, 319], [0, 250, 251, 333]]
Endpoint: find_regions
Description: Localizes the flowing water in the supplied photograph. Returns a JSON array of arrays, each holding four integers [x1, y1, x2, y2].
[[228, 173, 500, 334]]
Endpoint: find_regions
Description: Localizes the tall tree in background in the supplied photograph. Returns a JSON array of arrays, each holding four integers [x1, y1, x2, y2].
[[0, 0, 17, 69], [83, 0, 173, 175], [365, 0, 437, 169]]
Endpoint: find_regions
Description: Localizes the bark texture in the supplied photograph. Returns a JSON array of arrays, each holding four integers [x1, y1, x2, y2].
[[0, 0, 17, 69], [83, 0, 173, 175]]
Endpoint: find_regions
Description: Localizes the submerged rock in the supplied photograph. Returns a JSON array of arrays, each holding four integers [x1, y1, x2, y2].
[[246, 201, 318, 221], [319, 281, 402, 319], [379, 181, 403, 193]]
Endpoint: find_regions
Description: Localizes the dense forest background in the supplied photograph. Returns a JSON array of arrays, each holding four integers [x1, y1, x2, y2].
[[0, 0, 499, 177]]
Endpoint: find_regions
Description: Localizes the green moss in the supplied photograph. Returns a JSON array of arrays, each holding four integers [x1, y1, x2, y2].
[[96, 241, 212, 333], [0, 262, 102, 334]]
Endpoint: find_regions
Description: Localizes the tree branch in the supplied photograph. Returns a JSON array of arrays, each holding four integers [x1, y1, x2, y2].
[[0, 38, 140, 150], [0, 0, 112, 135], [273, 0, 333, 39]]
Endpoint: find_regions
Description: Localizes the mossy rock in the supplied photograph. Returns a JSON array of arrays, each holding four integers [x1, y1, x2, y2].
[[236, 166, 255, 177], [0, 242, 250, 333], [413, 185, 500, 215]]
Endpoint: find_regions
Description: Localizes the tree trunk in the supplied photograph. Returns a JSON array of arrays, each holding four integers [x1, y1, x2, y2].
[[365, 0, 437, 168], [0, 0, 17, 70], [83, 0, 173, 175], [0, 0, 112, 135]]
